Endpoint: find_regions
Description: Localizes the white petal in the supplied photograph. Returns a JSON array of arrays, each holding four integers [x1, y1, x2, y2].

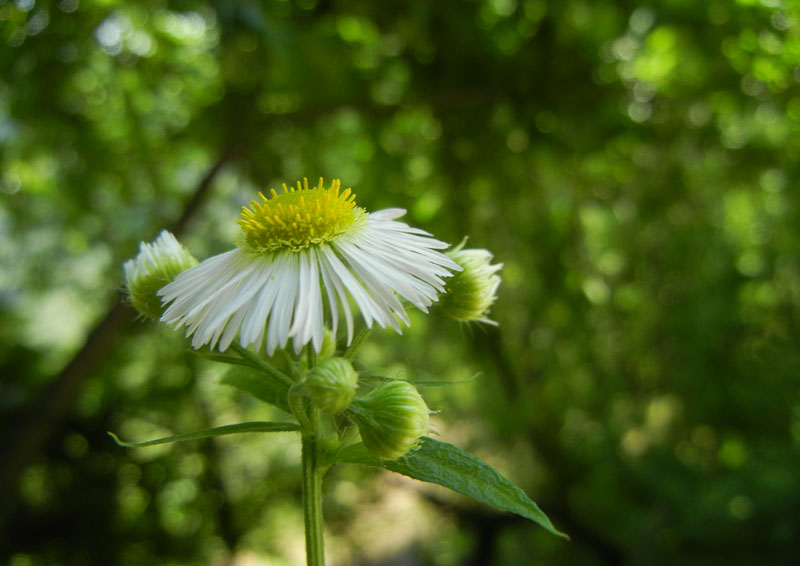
[[239, 263, 280, 348], [317, 246, 340, 341], [266, 254, 299, 355], [219, 305, 248, 352], [317, 245, 354, 344], [318, 245, 390, 329], [334, 239, 408, 328], [289, 250, 324, 353]]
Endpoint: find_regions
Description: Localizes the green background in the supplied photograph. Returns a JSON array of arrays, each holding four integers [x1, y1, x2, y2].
[[2, 0, 799, 564]]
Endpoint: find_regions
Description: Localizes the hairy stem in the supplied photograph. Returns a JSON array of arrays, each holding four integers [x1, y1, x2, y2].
[[230, 343, 295, 387], [301, 421, 325, 566], [343, 327, 372, 360]]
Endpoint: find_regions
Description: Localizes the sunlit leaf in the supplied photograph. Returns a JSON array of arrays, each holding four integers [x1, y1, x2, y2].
[[336, 437, 567, 538]]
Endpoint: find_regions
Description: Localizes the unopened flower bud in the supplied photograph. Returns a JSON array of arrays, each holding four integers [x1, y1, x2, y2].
[[307, 357, 359, 413], [123, 231, 197, 319], [350, 381, 431, 460], [439, 241, 502, 325]]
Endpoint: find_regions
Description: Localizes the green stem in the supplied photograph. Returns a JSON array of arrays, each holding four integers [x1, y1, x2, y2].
[[289, 385, 313, 432], [301, 425, 325, 566], [343, 327, 372, 360], [230, 343, 295, 387]]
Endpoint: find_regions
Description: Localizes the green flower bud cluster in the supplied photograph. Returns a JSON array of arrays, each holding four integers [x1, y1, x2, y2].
[[304, 355, 431, 460], [439, 240, 502, 325], [123, 231, 198, 319]]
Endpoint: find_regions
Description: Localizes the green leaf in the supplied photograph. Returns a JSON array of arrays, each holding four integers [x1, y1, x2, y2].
[[108, 421, 300, 448], [192, 345, 295, 388], [337, 437, 567, 539], [190, 349, 263, 371], [229, 343, 295, 386], [358, 373, 482, 387], [221, 365, 291, 413]]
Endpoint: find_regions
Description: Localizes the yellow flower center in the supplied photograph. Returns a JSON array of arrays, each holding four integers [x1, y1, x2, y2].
[[238, 178, 366, 253]]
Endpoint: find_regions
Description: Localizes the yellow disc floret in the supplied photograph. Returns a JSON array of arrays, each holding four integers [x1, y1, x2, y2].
[[238, 178, 366, 253]]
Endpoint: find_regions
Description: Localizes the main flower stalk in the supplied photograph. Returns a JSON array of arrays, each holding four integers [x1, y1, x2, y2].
[[301, 425, 325, 566]]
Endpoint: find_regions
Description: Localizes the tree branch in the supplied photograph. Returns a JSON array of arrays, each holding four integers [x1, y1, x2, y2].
[[0, 148, 236, 497]]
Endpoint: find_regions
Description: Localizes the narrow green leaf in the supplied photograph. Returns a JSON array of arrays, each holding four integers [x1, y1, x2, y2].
[[413, 372, 482, 387], [343, 326, 372, 359], [190, 349, 262, 370], [337, 437, 567, 539], [358, 373, 482, 387], [221, 365, 291, 413], [230, 343, 295, 387], [108, 421, 300, 448]]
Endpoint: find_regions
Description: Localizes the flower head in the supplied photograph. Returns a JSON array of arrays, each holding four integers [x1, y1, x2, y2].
[[438, 240, 502, 325], [123, 231, 198, 319], [159, 178, 460, 355]]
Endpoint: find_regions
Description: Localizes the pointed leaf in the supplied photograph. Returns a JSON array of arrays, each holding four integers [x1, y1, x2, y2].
[[358, 373, 482, 387], [191, 349, 262, 371], [229, 343, 294, 386], [337, 437, 567, 539], [221, 365, 291, 413], [109, 421, 300, 448]]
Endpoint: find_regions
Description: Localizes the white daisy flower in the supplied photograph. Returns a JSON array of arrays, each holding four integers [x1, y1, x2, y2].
[[159, 178, 461, 355]]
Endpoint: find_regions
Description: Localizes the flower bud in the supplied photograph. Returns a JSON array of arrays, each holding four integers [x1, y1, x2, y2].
[[350, 381, 431, 460], [123, 231, 197, 319], [439, 241, 502, 325], [307, 357, 359, 413]]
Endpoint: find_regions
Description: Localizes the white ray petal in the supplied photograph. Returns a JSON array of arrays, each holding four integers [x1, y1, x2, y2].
[[266, 254, 299, 355], [289, 250, 324, 352], [318, 245, 391, 329], [317, 245, 354, 344], [219, 305, 249, 352], [317, 245, 340, 340], [239, 264, 280, 348]]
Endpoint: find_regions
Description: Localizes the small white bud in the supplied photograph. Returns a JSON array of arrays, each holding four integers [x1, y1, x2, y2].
[[123, 231, 197, 319], [439, 240, 502, 325]]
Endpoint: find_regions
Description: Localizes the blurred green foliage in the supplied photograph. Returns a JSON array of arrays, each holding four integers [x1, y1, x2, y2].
[[2, 0, 800, 564]]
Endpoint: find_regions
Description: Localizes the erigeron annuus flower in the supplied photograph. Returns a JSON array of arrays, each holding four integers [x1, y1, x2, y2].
[[159, 178, 461, 355], [124, 230, 198, 319]]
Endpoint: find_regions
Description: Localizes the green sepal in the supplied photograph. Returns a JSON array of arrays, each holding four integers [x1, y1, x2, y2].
[[336, 437, 567, 539], [221, 365, 291, 413], [108, 421, 300, 448]]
